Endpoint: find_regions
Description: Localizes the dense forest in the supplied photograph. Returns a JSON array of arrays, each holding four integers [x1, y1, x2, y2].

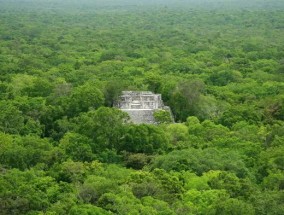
[[0, 0, 283, 214]]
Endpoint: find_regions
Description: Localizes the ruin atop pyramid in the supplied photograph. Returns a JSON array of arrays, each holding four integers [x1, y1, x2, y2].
[[116, 91, 173, 124]]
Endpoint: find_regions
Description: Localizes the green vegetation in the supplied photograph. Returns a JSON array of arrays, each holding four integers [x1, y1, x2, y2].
[[0, 0, 283, 214]]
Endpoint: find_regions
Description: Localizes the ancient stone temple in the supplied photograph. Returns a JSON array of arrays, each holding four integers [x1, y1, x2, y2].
[[116, 91, 173, 124]]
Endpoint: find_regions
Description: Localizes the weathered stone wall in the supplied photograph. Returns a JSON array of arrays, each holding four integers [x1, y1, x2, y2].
[[123, 109, 156, 124], [117, 91, 163, 110], [116, 91, 173, 124]]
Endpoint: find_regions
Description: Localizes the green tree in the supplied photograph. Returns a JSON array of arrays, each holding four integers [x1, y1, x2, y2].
[[215, 198, 255, 215], [154, 110, 173, 124], [74, 107, 129, 152], [67, 83, 104, 117], [169, 79, 205, 121], [59, 132, 94, 162], [0, 133, 53, 170], [121, 124, 169, 154], [144, 73, 163, 93], [0, 101, 24, 134], [69, 204, 112, 215], [103, 80, 124, 107]]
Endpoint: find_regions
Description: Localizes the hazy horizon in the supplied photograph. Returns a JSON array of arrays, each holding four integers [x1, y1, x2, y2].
[[1, 0, 284, 12]]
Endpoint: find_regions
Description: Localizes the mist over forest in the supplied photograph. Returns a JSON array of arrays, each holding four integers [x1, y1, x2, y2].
[[1, 0, 284, 11]]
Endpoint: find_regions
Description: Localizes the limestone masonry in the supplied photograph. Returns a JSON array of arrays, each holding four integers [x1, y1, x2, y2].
[[116, 91, 173, 124]]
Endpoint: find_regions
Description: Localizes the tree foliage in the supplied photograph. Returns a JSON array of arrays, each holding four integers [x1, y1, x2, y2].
[[0, 0, 283, 214]]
